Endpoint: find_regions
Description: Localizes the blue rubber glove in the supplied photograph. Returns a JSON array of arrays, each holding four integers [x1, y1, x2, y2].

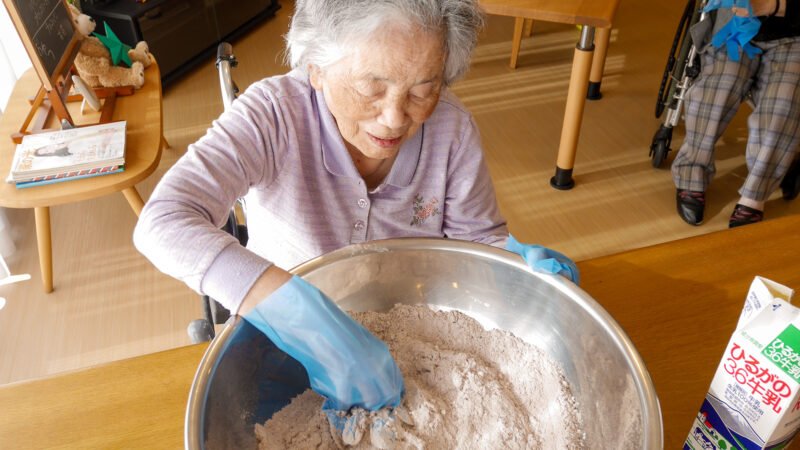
[[703, 0, 762, 61], [243, 275, 404, 412], [505, 234, 580, 285]]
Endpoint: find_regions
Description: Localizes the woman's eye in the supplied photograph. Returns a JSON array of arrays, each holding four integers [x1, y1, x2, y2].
[[359, 89, 381, 98], [410, 85, 433, 100], [355, 82, 383, 98]]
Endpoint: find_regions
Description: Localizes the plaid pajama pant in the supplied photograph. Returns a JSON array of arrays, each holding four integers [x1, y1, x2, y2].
[[671, 36, 800, 201]]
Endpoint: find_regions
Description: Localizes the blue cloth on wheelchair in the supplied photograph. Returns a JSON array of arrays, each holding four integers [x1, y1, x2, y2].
[[703, 0, 762, 61]]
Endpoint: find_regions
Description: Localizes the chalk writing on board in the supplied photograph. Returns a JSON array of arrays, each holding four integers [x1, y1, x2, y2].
[[12, 0, 74, 78]]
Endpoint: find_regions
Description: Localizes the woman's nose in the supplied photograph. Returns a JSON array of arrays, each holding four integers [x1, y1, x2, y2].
[[376, 97, 408, 130]]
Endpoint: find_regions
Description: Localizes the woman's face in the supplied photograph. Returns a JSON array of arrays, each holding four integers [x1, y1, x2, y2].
[[310, 22, 445, 163]]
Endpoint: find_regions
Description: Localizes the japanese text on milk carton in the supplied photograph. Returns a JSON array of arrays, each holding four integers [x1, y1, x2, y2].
[[685, 277, 799, 450]]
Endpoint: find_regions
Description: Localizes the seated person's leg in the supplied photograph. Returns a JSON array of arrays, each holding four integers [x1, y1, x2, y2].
[[672, 47, 758, 225], [733, 37, 800, 228]]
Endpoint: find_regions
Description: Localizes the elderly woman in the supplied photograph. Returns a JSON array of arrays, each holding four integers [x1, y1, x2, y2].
[[134, 0, 577, 422]]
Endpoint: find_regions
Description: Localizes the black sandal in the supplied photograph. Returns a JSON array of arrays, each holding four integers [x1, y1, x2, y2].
[[729, 204, 764, 228], [676, 189, 705, 226]]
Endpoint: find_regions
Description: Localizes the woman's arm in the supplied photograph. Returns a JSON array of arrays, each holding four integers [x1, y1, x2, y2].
[[735, 0, 787, 16], [133, 82, 283, 312], [236, 265, 292, 315], [442, 114, 509, 247]]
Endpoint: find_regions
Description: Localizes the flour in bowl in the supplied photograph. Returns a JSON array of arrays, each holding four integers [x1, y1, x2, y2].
[[255, 304, 585, 449]]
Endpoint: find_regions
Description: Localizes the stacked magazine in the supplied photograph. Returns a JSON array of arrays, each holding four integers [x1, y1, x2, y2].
[[7, 121, 126, 189]]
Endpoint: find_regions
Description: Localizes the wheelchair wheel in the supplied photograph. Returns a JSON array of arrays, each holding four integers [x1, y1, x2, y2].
[[781, 158, 800, 200], [649, 125, 674, 168], [655, 0, 696, 119], [651, 140, 669, 168], [188, 318, 215, 344]]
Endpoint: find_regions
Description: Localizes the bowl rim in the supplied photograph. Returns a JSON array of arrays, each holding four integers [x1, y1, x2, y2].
[[184, 237, 663, 449]]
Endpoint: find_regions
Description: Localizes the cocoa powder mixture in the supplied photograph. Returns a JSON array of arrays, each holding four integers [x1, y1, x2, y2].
[[255, 304, 585, 449]]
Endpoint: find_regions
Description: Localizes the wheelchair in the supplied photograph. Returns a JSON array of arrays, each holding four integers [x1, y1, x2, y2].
[[649, 0, 708, 169], [648, 1, 800, 197], [187, 42, 248, 344]]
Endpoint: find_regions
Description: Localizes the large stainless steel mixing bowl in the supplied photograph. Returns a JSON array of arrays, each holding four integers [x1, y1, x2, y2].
[[186, 238, 663, 449]]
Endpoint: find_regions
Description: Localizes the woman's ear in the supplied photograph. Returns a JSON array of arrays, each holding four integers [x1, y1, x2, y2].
[[308, 64, 324, 90]]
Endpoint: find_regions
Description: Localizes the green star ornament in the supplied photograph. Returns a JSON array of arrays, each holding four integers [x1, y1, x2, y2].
[[93, 23, 132, 67]]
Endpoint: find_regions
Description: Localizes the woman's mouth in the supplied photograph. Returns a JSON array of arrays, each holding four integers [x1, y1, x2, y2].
[[368, 133, 402, 148]]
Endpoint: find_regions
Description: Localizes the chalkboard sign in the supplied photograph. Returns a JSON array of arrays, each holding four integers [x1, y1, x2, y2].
[[2, 0, 80, 91]]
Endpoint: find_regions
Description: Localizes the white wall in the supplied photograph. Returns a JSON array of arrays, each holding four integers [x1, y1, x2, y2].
[[0, 5, 32, 258], [0, 5, 33, 114]]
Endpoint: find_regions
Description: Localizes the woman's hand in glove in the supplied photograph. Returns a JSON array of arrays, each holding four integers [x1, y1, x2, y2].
[[505, 234, 580, 285], [240, 272, 404, 411]]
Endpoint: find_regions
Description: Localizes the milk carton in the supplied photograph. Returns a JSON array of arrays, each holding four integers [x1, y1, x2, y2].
[[685, 277, 799, 450]]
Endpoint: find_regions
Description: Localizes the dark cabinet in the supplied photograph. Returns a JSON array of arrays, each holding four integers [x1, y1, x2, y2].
[[80, 0, 280, 86]]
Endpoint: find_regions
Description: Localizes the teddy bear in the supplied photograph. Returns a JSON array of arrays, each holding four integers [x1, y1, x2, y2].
[[68, 4, 153, 89]]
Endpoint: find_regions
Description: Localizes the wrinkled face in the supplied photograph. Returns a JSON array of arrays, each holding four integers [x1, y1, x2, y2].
[[310, 22, 445, 163]]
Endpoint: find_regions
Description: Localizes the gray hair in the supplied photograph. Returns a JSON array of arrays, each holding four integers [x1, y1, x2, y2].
[[285, 0, 484, 85]]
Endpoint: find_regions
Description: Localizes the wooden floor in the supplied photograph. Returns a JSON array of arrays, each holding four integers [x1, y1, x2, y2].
[[1, 0, 798, 385]]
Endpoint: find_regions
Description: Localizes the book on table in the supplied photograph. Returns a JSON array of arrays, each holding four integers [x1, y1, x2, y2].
[[7, 121, 126, 188]]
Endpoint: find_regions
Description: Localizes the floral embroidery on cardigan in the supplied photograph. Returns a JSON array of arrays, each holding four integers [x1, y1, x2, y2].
[[411, 194, 440, 226]]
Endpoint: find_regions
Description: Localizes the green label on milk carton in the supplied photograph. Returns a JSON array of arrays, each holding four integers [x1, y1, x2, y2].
[[762, 324, 800, 382]]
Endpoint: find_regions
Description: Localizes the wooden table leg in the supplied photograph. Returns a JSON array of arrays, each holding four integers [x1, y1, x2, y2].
[[510, 17, 525, 69], [551, 26, 596, 190], [523, 19, 534, 37], [34, 207, 53, 293], [122, 187, 145, 217], [161, 135, 170, 150], [587, 27, 611, 100]]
